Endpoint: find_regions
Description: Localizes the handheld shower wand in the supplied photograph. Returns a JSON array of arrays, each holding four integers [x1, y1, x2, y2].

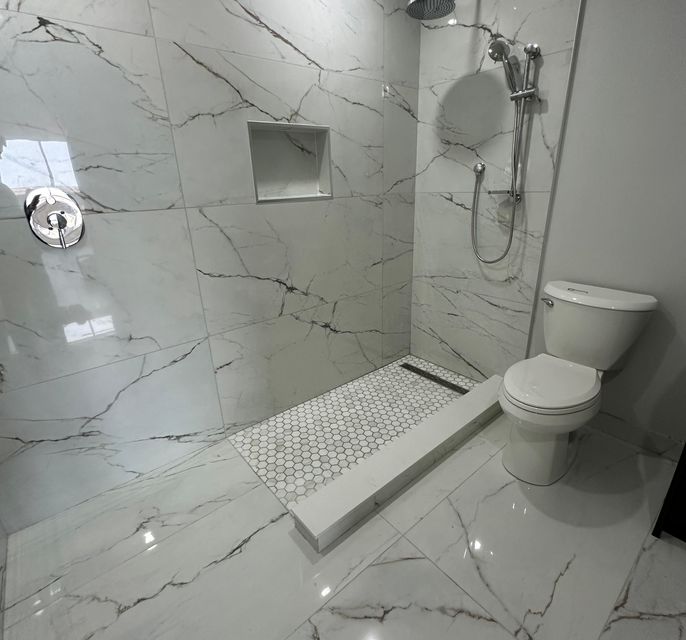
[[487, 39, 519, 94], [471, 39, 541, 264]]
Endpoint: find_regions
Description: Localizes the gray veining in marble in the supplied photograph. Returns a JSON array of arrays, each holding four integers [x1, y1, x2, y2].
[[0, 210, 206, 391], [598, 534, 686, 640], [0, 0, 419, 532], [158, 40, 384, 207], [410, 1, 578, 379], [188, 199, 382, 336], [0, 340, 223, 532], [0, 12, 182, 215]]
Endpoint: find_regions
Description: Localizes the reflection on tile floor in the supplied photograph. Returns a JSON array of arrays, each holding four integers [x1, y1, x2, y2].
[[230, 355, 477, 506], [2, 416, 678, 640], [599, 534, 686, 640]]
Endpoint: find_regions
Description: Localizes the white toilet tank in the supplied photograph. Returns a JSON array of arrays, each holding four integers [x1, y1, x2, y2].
[[542, 281, 657, 371]]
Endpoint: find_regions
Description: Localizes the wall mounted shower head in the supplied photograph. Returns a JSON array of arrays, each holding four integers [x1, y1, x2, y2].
[[406, 0, 456, 20], [488, 38, 519, 93], [487, 39, 510, 62]]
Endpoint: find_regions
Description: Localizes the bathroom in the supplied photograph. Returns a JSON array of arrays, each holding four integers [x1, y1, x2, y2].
[[0, 0, 684, 637]]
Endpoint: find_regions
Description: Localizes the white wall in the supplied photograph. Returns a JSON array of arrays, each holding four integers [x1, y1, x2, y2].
[[531, 0, 686, 448]]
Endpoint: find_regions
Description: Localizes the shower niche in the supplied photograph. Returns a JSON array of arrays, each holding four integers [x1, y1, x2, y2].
[[247, 121, 333, 203]]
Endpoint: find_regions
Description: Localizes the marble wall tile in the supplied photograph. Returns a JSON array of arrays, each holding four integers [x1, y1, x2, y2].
[[418, 0, 579, 87], [382, 282, 412, 364], [406, 431, 675, 640], [415, 49, 571, 195], [150, 0, 384, 81], [0, 12, 182, 215], [383, 0, 421, 87], [411, 1, 578, 380], [4, 439, 260, 628], [287, 538, 516, 640], [211, 290, 383, 433], [384, 84, 419, 194], [382, 193, 415, 287], [411, 191, 549, 379], [4, 484, 399, 640], [3, 0, 153, 35], [158, 40, 384, 207], [599, 535, 686, 640], [188, 198, 382, 335], [0, 210, 206, 391], [0, 340, 223, 532]]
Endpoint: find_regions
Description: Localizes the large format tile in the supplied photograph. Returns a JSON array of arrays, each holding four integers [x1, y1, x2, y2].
[[381, 193, 414, 362], [382, 281, 412, 364], [5, 486, 398, 640], [150, 0, 384, 81], [0, 12, 181, 216], [0, 211, 205, 391], [380, 426, 504, 533], [287, 538, 516, 640], [383, 84, 418, 194], [598, 534, 686, 640], [4, 439, 259, 628], [381, 193, 415, 287], [0, 340, 222, 532], [188, 199, 382, 335], [383, 0, 420, 87], [211, 290, 383, 433], [411, 191, 549, 379], [415, 50, 571, 195], [406, 430, 675, 640], [158, 40, 384, 207], [418, 0, 579, 87], [3, 0, 153, 34]]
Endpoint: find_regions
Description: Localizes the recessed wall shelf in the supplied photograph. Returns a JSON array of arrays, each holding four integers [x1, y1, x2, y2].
[[247, 121, 333, 204]]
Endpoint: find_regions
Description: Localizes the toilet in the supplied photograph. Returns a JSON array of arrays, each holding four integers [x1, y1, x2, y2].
[[499, 280, 657, 485]]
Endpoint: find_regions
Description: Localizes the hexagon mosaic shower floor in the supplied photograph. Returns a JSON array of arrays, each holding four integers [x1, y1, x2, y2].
[[229, 355, 478, 507]]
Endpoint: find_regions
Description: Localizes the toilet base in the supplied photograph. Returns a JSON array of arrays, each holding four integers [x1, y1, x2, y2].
[[502, 424, 574, 485]]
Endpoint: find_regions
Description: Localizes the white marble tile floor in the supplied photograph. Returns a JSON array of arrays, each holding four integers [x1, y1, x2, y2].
[[2, 411, 677, 640]]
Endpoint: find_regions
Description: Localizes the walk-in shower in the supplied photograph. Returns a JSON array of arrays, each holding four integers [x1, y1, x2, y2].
[[471, 38, 541, 263]]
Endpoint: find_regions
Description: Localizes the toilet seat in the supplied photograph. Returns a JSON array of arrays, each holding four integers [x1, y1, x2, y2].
[[503, 353, 601, 414]]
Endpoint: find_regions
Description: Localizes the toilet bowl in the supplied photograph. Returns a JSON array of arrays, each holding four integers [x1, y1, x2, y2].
[[499, 280, 657, 486], [498, 353, 601, 484]]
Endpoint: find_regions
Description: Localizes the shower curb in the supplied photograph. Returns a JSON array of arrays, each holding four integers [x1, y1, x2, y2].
[[292, 375, 503, 551]]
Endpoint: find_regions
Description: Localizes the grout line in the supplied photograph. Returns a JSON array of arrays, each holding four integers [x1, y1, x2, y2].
[[399, 533, 517, 633], [0, 335, 207, 395], [416, 45, 576, 90], [0, 7, 154, 38], [147, 0, 229, 439], [1, 285, 389, 396], [0, 7, 399, 89]]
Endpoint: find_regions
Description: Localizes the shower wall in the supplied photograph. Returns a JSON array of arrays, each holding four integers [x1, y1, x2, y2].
[[410, 0, 581, 379], [0, 1, 419, 532]]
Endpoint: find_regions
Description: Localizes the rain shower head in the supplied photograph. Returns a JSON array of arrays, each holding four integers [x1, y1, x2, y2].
[[406, 0, 455, 20], [488, 38, 520, 93]]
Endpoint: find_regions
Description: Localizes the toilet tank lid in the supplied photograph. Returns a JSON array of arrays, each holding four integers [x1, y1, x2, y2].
[[544, 281, 658, 312]]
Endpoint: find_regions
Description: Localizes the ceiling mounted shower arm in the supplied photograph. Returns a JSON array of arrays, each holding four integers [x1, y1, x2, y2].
[[509, 43, 541, 102]]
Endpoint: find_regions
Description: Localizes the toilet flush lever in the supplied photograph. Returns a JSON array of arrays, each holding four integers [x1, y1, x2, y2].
[[541, 297, 554, 307]]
